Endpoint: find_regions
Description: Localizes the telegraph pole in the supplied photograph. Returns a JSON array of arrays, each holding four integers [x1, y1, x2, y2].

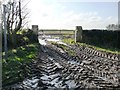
[[3, 5, 7, 60]]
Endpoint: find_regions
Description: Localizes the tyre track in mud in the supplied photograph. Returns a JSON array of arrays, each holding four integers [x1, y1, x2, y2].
[[4, 43, 120, 90]]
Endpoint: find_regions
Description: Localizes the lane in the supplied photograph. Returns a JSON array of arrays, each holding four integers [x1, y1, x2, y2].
[[4, 37, 119, 89]]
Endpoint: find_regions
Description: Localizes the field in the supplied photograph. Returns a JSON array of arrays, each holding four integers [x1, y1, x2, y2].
[[38, 29, 75, 35]]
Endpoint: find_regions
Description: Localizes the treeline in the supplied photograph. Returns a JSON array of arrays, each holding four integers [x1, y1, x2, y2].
[[1, 0, 39, 51], [82, 30, 120, 49]]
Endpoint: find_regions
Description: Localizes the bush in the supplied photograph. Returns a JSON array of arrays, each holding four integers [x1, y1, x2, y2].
[[82, 30, 120, 49], [2, 43, 39, 86], [2, 29, 38, 50]]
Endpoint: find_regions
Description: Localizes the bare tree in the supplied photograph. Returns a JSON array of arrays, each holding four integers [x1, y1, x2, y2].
[[6, 0, 29, 48], [106, 24, 119, 31]]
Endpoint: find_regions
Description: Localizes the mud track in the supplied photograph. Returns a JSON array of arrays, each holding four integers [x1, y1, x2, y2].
[[5, 43, 120, 90]]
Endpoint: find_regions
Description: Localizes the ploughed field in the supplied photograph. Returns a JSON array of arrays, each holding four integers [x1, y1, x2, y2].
[[4, 42, 120, 89]]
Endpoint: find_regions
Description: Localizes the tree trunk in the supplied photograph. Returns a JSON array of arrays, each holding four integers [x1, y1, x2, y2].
[[11, 32, 17, 48]]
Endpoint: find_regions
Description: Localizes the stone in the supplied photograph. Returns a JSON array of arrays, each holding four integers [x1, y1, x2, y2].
[[75, 26, 83, 42], [32, 25, 38, 35]]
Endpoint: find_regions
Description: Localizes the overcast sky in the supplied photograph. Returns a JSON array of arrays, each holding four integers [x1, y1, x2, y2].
[[27, 0, 119, 29]]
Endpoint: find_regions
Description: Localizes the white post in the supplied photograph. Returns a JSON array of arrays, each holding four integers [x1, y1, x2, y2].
[[3, 5, 7, 59], [0, 1, 2, 89]]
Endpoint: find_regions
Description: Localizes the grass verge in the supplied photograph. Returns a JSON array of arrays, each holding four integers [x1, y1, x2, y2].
[[2, 43, 39, 86], [62, 38, 120, 54], [62, 38, 75, 45], [77, 43, 120, 54], [52, 42, 76, 56]]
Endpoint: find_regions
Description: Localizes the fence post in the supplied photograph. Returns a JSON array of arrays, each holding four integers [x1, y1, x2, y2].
[[3, 5, 8, 60]]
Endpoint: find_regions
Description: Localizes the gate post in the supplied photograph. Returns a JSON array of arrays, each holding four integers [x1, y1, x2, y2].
[[32, 25, 38, 35], [75, 26, 83, 42]]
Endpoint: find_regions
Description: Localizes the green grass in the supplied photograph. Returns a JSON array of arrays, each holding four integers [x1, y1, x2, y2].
[[62, 38, 75, 45], [52, 42, 76, 56], [51, 38, 76, 56], [62, 38, 120, 54], [2, 43, 39, 86], [77, 43, 120, 54]]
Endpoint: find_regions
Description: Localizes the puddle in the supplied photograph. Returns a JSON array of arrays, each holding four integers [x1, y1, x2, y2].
[[48, 57, 54, 61], [65, 80, 77, 88], [38, 39, 47, 45], [68, 60, 79, 65], [8, 77, 40, 89], [54, 63, 63, 68], [41, 74, 51, 81]]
